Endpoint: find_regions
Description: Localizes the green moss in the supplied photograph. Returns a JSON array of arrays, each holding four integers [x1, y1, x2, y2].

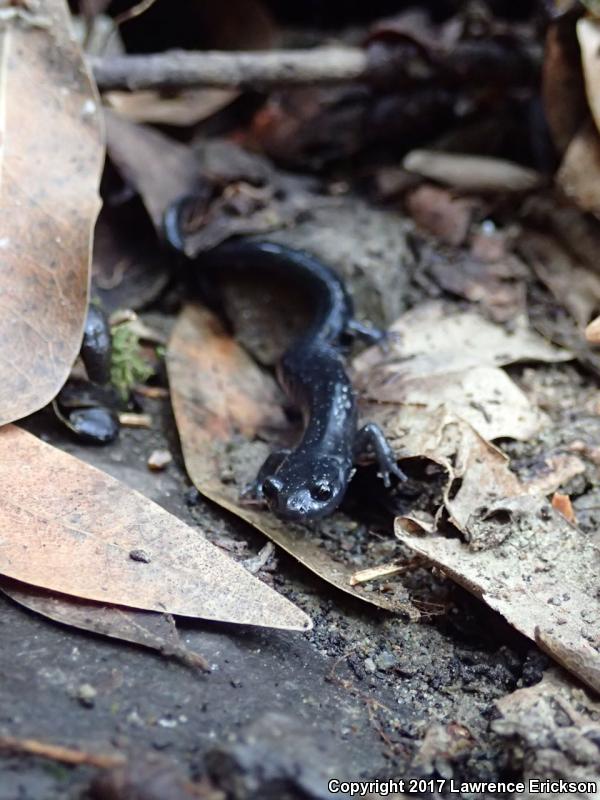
[[110, 322, 154, 401]]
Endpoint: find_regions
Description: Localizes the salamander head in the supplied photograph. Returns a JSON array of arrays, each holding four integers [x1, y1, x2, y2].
[[261, 455, 349, 522]]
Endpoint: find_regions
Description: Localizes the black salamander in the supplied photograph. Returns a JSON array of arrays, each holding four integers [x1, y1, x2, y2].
[[165, 198, 406, 521]]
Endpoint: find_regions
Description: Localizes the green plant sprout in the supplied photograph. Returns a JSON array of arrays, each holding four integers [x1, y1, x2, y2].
[[110, 321, 154, 400]]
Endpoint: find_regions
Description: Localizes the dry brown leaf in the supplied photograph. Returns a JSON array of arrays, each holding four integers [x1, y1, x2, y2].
[[586, 314, 600, 344], [395, 495, 600, 693], [441, 426, 522, 544], [542, 19, 588, 153], [518, 229, 600, 328], [577, 17, 600, 136], [405, 184, 476, 246], [0, 577, 208, 669], [354, 303, 570, 381], [426, 250, 527, 323], [92, 208, 169, 312], [353, 304, 563, 442], [0, 425, 310, 632], [359, 365, 546, 443], [364, 403, 522, 546], [523, 454, 585, 496], [522, 192, 600, 279], [0, 0, 104, 425], [104, 88, 238, 126], [403, 151, 542, 193], [104, 110, 200, 230], [167, 304, 418, 618], [551, 491, 575, 522], [557, 119, 600, 218]]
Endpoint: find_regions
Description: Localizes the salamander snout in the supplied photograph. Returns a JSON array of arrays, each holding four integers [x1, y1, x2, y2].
[[283, 488, 314, 517], [262, 457, 349, 522]]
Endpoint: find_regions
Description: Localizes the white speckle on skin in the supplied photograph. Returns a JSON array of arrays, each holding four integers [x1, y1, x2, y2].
[[0, 237, 10, 249]]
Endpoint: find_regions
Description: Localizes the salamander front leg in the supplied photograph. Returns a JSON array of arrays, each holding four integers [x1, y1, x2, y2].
[[345, 319, 402, 354], [354, 423, 407, 487], [241, 448, 291, 504], [345, 319, 387, 346]]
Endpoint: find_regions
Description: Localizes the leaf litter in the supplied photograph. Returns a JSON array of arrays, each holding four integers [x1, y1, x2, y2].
[[0, 577, 209, 670], [167, 304, 419, 618], [5, 0, 600, 790], [0, 425, 311, 632], [347, 298, 600, 691], [353, 302, 567, 442], [0, 0, 104, 425], [493, 667, 600, 793]]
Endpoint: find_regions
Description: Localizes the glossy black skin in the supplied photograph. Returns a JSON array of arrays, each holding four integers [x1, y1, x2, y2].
[[67, 406, 120, 445], [80, 304, 112, 385], [54, 305, 120, 446], [165, 198, 406, 521]]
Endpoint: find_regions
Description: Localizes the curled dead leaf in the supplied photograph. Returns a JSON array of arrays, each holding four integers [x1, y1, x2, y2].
[[395, 495, 600, 694]]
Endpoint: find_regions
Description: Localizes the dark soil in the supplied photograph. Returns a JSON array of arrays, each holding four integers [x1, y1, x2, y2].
[[2, 390, 549, 800]]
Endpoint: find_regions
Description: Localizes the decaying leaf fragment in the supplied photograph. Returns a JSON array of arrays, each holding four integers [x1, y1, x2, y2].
[[104, 87, 238, 126], [518, 229, 600, 328], [493, 669, 600, 796], [403, 150, 542, 193], [105, 110, 199, 230], [395, 495, 600, 693], [557, 119, 600, 218], [543, 17, 588, 154], [0, 425, 311, 632], [354, 303, 566, 442], [167, 304, 418, 617], [577, 17, 600, 136], [0, 0, 104, 424], [0, 577, 209, 669], [354, 302, 598, 690]]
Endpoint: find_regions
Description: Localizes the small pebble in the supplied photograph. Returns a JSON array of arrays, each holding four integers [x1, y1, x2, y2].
[[76, 683, 97, 708], [364, 658, 376, 674], [147, 449, 172, 471], [375, 650, 398, 671], [185, 487, 200, 506], [129, 549, 151, 563]]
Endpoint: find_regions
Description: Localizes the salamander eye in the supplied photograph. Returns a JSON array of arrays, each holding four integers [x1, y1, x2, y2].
[[310, 480, 333, 502], [262, 477, 283, 501]]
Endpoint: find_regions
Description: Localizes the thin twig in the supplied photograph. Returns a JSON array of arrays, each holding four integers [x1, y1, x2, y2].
[[90, 40, 539, 92], [91, 47, 369, 91], [0, 735, 125, 769]]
